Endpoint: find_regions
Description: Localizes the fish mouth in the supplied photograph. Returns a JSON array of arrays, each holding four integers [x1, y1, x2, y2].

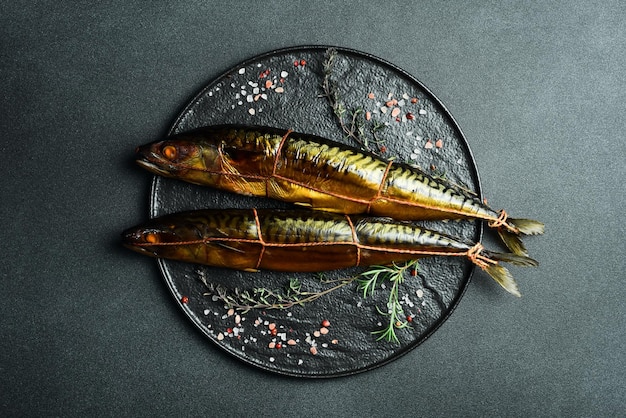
[[135, 158, 172, 176], [121, 229, 159, 257]]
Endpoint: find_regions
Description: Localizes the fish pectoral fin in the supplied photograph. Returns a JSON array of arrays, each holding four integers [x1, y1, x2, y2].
[[293, 201, 344, 213], [215, 242, 245, 253]]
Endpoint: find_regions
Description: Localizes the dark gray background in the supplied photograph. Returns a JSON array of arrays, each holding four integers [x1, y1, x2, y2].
[[1, 1, 623, 416]]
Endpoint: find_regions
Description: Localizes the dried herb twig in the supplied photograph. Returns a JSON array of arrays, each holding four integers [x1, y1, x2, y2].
[[203, 275, 356, 313], [320, 48, 386, 152]]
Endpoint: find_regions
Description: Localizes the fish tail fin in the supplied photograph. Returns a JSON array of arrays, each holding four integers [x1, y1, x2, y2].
[[483, 264, 522, 297], [470, 245, 538, 297], [497, 228, 529, 257], [487, 250, 539, 267], [489, 211, 543, 256], [507, 217, 545, 236]]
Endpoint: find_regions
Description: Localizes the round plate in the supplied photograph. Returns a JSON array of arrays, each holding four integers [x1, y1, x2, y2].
[[149, 46, 482, 377]]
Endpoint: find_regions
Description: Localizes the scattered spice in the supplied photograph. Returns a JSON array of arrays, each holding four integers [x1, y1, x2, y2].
[[322, 319, 331, 327], [180, 296, 189, 304]]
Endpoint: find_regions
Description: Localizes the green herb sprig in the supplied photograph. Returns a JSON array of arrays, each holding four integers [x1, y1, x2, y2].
[[201, 260, 419, 343], [357, 259, 419, 343], [202, 274, 355, 314]]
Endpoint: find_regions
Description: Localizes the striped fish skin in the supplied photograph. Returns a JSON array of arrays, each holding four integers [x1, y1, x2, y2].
[[134, 125, 497, 221], [121, 209, 476, 272], [134, 125, 543, 256]]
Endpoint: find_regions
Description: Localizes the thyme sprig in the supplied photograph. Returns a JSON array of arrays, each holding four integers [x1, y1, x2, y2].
[[357, 260, 420, 343], [320, 48, 386, 153], [202, 275, 356, 313]]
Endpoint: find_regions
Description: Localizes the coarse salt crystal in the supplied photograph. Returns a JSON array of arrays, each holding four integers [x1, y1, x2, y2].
[[248, 108, 255, 115], [203, 309, 210, 315], [253, 87, 260, 94], [417, 289, 424, 298], [269, 357, 275, 362], [391, 107, 401, 118], [280, 71, 289, 78], [238, 68, 245, 74], [419, 109, 427, 115]]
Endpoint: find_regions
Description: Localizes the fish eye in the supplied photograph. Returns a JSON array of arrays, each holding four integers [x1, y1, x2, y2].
[[145, 233, 159, 244], [162, 145, 177, 160]]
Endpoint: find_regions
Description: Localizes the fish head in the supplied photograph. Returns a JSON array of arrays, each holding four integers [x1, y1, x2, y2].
[[134, 136, 220, 183], [121, 219, 202, 260]]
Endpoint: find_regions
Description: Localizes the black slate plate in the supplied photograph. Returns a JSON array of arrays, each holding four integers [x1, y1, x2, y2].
[[149, 46, 482, 377]]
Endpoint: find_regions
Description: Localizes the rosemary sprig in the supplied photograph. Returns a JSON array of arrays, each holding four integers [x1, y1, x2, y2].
[[357, 260, 420, 343]]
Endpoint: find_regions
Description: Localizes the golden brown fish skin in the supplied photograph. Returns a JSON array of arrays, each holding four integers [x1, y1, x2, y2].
[[121, 208, 537, 296], [134, 125, 544, 254]]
